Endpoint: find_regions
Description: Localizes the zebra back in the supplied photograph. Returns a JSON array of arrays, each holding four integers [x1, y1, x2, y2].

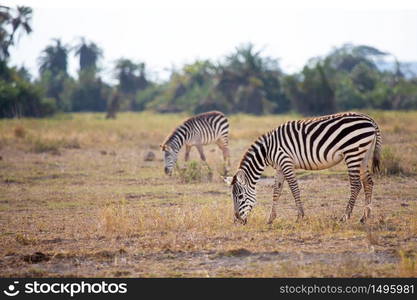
[[162, 111, 229, 151], [237, 112, 381, 178]]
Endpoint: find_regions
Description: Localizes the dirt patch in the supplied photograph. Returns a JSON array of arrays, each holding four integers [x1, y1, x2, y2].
[[216, 248, 252, 257], [203, 191, 225, 195], [1, 248, 401, 277], [22, 252, 51, 264]]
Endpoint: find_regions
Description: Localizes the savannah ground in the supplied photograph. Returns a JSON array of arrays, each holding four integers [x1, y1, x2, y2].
[[0, 111, 416, 277]]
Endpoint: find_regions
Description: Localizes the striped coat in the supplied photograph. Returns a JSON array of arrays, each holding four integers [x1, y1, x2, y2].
[[161, 111, 230, 175], [225, 112, 381, 225]]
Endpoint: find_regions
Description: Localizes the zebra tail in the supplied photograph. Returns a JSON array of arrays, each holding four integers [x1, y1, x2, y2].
[[372, 125, 382, 174]]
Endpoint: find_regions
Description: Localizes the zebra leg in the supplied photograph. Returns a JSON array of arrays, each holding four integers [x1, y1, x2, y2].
[[184, 145, 192, 162], [267, 169, 284, 224], [359, 145, 374, 224], [282, 167, 304, 221], [196, 144, 207, 162], [196, 144, 212, 177], [340, 168, 362, 222], [216, 140, 231, 175], [359, 169, 373, 224]]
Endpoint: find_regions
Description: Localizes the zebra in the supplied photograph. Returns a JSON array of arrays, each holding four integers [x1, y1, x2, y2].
[[161, 111, 230, 176], [224, 112, 382, 225]]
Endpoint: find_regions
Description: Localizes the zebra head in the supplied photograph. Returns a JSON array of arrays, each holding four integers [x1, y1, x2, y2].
[[224, 169, 256, 225], [160, 144, 177, 175]]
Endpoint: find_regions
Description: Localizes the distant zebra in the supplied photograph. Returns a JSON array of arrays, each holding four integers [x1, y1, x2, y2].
[[224, 112, 382, 225], [161, 111, 230, 175]]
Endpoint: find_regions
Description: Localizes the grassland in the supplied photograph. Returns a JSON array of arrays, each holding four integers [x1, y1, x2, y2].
[[0, 110, 416, 277]]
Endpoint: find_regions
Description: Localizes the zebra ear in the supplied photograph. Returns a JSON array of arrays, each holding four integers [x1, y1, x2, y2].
[[222, 176, 234, 186], [235, 170, 247, 185]]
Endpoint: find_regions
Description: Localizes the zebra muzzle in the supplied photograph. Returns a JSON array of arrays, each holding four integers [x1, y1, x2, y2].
[[164, 167, 172, 175], [234, 213, 247, 225]]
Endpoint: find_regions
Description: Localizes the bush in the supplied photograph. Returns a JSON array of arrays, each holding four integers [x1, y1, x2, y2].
[[380, 147, 405, 175], [177, 161, 213, 183], [30, 138, 61, 155], [39, 98, 57, 116], [0, 74, 57, 118], [69, 70, 110, 112], [14, 125, 26, 138]]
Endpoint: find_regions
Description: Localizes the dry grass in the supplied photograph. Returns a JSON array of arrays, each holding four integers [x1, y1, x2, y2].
[[0, 110, 416, 277], [13, 125, 26, 138], [397, 250, 417, 277], [99, 201, 134, 236]]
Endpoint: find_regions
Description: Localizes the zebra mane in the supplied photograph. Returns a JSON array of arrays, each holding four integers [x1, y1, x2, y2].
[[299, 111, 363, 124], [161, 125, 183, 148], [238, 131, 272, 170]]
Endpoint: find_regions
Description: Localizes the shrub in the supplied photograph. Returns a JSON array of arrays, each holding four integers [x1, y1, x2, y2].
[[61, 138, 81, 149], [380, 147, 404, 175], [14, 125, 26, 138], [39, 98, 57, 117], [30, 138, 61, 155], [177, 161, 213, 183], [0, 78, 57, 118]]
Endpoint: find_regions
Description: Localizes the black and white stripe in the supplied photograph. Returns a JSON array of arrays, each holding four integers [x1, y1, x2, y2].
[[225, 112, 382, 225], [161, 111, 230, 175]]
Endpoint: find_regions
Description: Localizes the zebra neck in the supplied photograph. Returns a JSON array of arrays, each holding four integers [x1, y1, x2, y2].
[[239, 138, 269, 187], [167, 126, 187, 152]]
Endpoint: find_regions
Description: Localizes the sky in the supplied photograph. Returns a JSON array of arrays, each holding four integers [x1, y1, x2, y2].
[[3, 0, 417, 83]]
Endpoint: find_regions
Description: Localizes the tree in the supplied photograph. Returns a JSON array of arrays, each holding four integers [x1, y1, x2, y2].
[[323, 43, 387, 73], [37, 39, 71, 110], [282, 43, 415, 115], [73, 38, 103, 72], [0, 67, 55, 118], [0, 5, 54, 118], [283, 63, 336, 116], [70, 68, 111, 112], [350, 62, 378, 92], [0, 5, 33, 61], [114, 58, 148, 94], [144, 45, 289, 115], [38, 38, 69, 76], [112, 58, 149, 112], [214, 43, 288, 114], [146, 60, 216, 113]]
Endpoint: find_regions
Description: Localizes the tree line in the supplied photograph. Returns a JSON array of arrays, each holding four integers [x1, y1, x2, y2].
[[1, 5, 417, 119]]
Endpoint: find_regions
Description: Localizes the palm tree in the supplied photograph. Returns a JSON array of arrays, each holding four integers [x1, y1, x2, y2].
[[109, 58, 150, 116], [0, 5, 32, 60], [214, 43, 284, 114], [114, 58, 148, 94], [37, 39, 70, 110], [0, 5, 11, 60], [8, 6, 32, 47], [73, 37, 103, 71], [38, 38, 69, 76]]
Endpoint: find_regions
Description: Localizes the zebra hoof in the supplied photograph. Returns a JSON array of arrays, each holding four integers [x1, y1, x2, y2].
[[361, 207, 371, 224], [339, 214, 348, 222], [296, 214, 305, 222], [267, 213, 276, 225]]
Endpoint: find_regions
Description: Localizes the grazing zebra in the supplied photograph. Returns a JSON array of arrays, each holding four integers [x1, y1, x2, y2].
[[224, 112, 382, 225], [161, 111, 230, 175]]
